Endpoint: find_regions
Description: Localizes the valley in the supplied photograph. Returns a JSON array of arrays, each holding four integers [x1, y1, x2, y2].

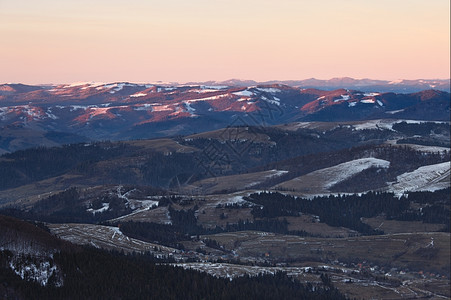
[[0, 83, 449, 299]]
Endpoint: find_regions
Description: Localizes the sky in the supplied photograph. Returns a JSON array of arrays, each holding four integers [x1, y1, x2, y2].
[[0, 0, 449, 84]]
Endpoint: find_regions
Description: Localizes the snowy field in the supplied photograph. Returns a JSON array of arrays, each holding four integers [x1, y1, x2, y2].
[[388, 161, 450, 194], [275, 158, 390, 194], [48, 223, 177, 254]]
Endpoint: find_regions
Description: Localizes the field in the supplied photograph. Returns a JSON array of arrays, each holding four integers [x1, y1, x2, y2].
[[362, 216, 446, 234], [47, 223, 179, 255], [203, 231, 450, 276], [0, 174, 87, 208], [47, 222, 450, 299], [188, 169, 288, 194], [175, 262, 450, 300], [124, 138, 198, 153]]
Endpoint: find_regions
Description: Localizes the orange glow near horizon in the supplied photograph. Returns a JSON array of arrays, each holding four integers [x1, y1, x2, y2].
[[0, 0, 449, 84]]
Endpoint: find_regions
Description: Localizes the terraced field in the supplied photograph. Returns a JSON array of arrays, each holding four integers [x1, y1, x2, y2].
[[47, 223, 178, 255]]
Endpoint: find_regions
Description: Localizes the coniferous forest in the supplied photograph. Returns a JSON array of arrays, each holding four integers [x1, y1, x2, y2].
[[0, 246, 347, 300]]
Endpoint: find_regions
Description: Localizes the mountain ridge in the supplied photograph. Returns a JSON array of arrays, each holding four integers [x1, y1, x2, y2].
[[1, 82, 449, 153], [2, 77, 450, 93], [184, 77, 450, 93]]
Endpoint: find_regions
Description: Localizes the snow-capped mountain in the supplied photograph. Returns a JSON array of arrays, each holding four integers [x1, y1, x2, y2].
[[0, 82, 449, 146]]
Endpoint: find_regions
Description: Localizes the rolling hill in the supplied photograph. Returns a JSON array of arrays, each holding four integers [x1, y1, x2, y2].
[[1, 81, 450, 299]]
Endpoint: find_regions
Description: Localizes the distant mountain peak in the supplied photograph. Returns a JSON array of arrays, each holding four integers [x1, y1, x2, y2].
[[184, 78, 450, 93]]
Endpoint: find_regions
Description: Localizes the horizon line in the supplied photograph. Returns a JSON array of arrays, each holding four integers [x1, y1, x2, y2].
[[3, 77, 451, 86]]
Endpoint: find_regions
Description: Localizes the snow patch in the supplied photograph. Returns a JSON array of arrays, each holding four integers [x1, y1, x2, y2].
[[68, 105, 94, 111], [184, 102, 196, 114], [385, 109, 405, 115], [187, 86, 228, 93], [106, 83, 137, 93], [398, 144, 450, 153], [45, 107, 59, 120], [256, 87, 281, 94], [116, 186, 159, 211], [262, 96, 280, 106], [189, 89, 219, 93], [134, 104, 153, 111], [223, 196, 246, 205], [353, 119, 446, 131], [87, 202, 109, 214], [353, 119, 394, 130], [244, 170, 289, 188], [202, 85, 228, 90], [0, 107, 7, 120], [130, 93, 147, 98], [267, 170, 289, 178], [334, 94, 350, 102], [63, 82, 89, 88], [157, 87, 176, 92], [233, 90, 254, 97], [184, 94, 229, 103], [9, 258, 61, 287]]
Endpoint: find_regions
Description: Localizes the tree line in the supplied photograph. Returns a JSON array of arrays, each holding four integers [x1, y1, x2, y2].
[[246, 189, 450, 235]]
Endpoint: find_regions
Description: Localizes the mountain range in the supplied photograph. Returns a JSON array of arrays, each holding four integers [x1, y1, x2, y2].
[[186, 78, 450, 93], [1, 81, 449, 153], [1, 78, 450, 299]]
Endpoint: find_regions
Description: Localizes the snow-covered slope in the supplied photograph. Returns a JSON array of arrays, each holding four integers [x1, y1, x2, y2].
[[388, 162, 450, 194], [274, 158, 390, 195]]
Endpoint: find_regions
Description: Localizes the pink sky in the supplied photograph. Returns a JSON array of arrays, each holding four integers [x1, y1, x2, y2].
[[0, 0, 449, 84]]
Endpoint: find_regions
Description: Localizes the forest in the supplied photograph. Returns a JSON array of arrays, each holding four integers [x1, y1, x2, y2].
[[0, 123, 448, 196], [0, 214, 349, 299], [118, 207, 303, 250], [246, 189, 450, 234], [2, 188, 449, 242], [0, 247, 348, 300]]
